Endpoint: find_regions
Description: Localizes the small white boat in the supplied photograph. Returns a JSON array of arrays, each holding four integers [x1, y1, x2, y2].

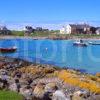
[[89, 42, 100, 45], [88, 42, 93, 44], [73, 40, 88, 47]]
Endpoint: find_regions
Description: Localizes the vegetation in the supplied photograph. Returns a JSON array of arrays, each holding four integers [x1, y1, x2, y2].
[[19, 65, 56, 76], [0, 90, 23, 100], [11, 31, 24, 36], [2, 29, 100, 38], [30, 31, 50, 37]]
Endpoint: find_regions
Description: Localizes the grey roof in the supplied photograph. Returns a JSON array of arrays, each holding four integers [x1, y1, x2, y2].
[[96, 27, 100, 29], [69, 24, 90, 29]]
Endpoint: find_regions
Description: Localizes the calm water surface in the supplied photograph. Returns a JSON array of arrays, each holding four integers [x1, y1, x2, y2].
[[0, 39, 100, 74]]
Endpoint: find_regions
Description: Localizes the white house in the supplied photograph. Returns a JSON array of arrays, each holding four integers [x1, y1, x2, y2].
[[60, 26, 65, 34], [60, 25, 71, 34], [96, 28, 100, 35]]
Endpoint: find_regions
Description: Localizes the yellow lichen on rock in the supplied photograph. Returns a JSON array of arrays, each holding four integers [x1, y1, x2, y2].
[[58, 70, 100, 94]]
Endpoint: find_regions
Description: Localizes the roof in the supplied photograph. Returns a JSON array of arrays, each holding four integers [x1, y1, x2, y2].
[[96, 27, 100, 29], [69, 24, 90, 29]]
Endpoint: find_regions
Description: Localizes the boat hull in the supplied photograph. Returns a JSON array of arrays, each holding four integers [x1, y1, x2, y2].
[[73, 43, 87, 47], [89, 43, 100, 45], [0, 47, 17, 53]]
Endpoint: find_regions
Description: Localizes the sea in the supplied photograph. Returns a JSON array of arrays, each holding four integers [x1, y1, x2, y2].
[[0, 39, 100, 74]]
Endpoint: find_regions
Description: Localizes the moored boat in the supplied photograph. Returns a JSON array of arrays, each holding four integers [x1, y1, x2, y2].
[[0, 46, 17, 53], [73, 40, 88, 47], [89, 42, 100, 45]]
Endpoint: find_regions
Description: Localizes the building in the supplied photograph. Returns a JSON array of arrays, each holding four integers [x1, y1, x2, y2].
[[60, 24, 91, 34], [60, 25, 71, 34], [0, 26, 11, 35], [90, 27, 97, 34], [70, 24, 91, 34], [35, 27, 49, 32], [24, 26, 34, 35], [35, 27, 43, 31], [96, 27, 100, 35]]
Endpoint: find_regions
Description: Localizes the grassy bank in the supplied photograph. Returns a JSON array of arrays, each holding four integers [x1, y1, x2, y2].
[[0, 91, 24, 100], [11, 31, 24, 36], [10, 31, 100, 38]]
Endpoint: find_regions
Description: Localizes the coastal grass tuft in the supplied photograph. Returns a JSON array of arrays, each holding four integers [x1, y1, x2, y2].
[[0, 90, 24, 100]]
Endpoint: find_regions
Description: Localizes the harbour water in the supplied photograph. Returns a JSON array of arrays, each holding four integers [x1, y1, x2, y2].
[[0, 39, 100, 74]]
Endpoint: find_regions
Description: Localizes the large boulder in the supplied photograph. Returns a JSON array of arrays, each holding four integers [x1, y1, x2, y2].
[[33, 83, 45, 98], [9, 83, 17, 92], [52, 90, 68, 100], [72, 90, 90, 100], [45, 82, 57, 92], [96, 73, 100, 77]]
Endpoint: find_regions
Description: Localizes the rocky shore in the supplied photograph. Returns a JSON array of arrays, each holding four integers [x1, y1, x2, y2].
[[0, 56, 100, 100]]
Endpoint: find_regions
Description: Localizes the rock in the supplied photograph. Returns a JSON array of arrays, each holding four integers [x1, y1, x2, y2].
[[52, 90, 69, 100], [9, 83, 17, 92], [0, 81, 3, 89], [33, 83, 45, 98], [21, 86, 33, 100], [88, 95, 100, 100], [72, 90, 90, 100], [0, 62, 5, 69], [96, 73, 100, 77], [45, 82, 57, 92], [42, 91, 52, 100], [44, 67, 55, 74]]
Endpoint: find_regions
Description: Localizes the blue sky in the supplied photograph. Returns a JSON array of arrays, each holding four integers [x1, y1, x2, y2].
[[0, 0, 100, 29], [0, 0, 100, 22]]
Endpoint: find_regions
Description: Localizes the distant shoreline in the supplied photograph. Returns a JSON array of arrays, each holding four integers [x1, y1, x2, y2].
[[1, 35, 100, 40]]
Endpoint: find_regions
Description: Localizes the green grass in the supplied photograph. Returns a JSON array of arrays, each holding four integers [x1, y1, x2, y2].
[[0, 90, 24, 100], [11, 31, 24, 36], [53, 33, 100, 38], [5, 30, 100, 38], [31, 31, 50, 37]]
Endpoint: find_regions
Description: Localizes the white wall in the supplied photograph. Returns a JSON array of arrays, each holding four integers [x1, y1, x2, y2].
[[60, 25, 71, 34], [96, 30, 100, 35]]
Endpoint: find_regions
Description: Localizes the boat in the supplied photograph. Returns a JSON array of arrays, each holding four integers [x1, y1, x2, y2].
[[73, 40, 88, 47], [89, 42, 100, 45], [0, 46, 17, 53]]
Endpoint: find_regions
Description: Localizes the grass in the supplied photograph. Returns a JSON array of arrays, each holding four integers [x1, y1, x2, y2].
[[0, 90, 24, 100], [4, 30, 100, 38], [30, 31, 50, 37], [52, 33, 100, 38], [11, 31, 24, 36]]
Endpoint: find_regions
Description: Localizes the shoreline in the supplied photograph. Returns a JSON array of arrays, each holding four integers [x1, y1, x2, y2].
[[0, 56, 100, 99], [1, 35, 100, 40], [0, 56, 97, 75], [0, 56, 99, 75]]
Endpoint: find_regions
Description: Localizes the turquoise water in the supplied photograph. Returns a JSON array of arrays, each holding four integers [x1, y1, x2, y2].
[[0, 39, 100, 74]]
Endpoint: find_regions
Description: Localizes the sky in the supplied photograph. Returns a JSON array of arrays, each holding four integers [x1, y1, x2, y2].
[[0, 0, 100, 29]]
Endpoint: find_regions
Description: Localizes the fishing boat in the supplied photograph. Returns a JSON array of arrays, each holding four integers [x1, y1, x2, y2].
[[0, 46, 17, 53], [73, 40, 88, 47]]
